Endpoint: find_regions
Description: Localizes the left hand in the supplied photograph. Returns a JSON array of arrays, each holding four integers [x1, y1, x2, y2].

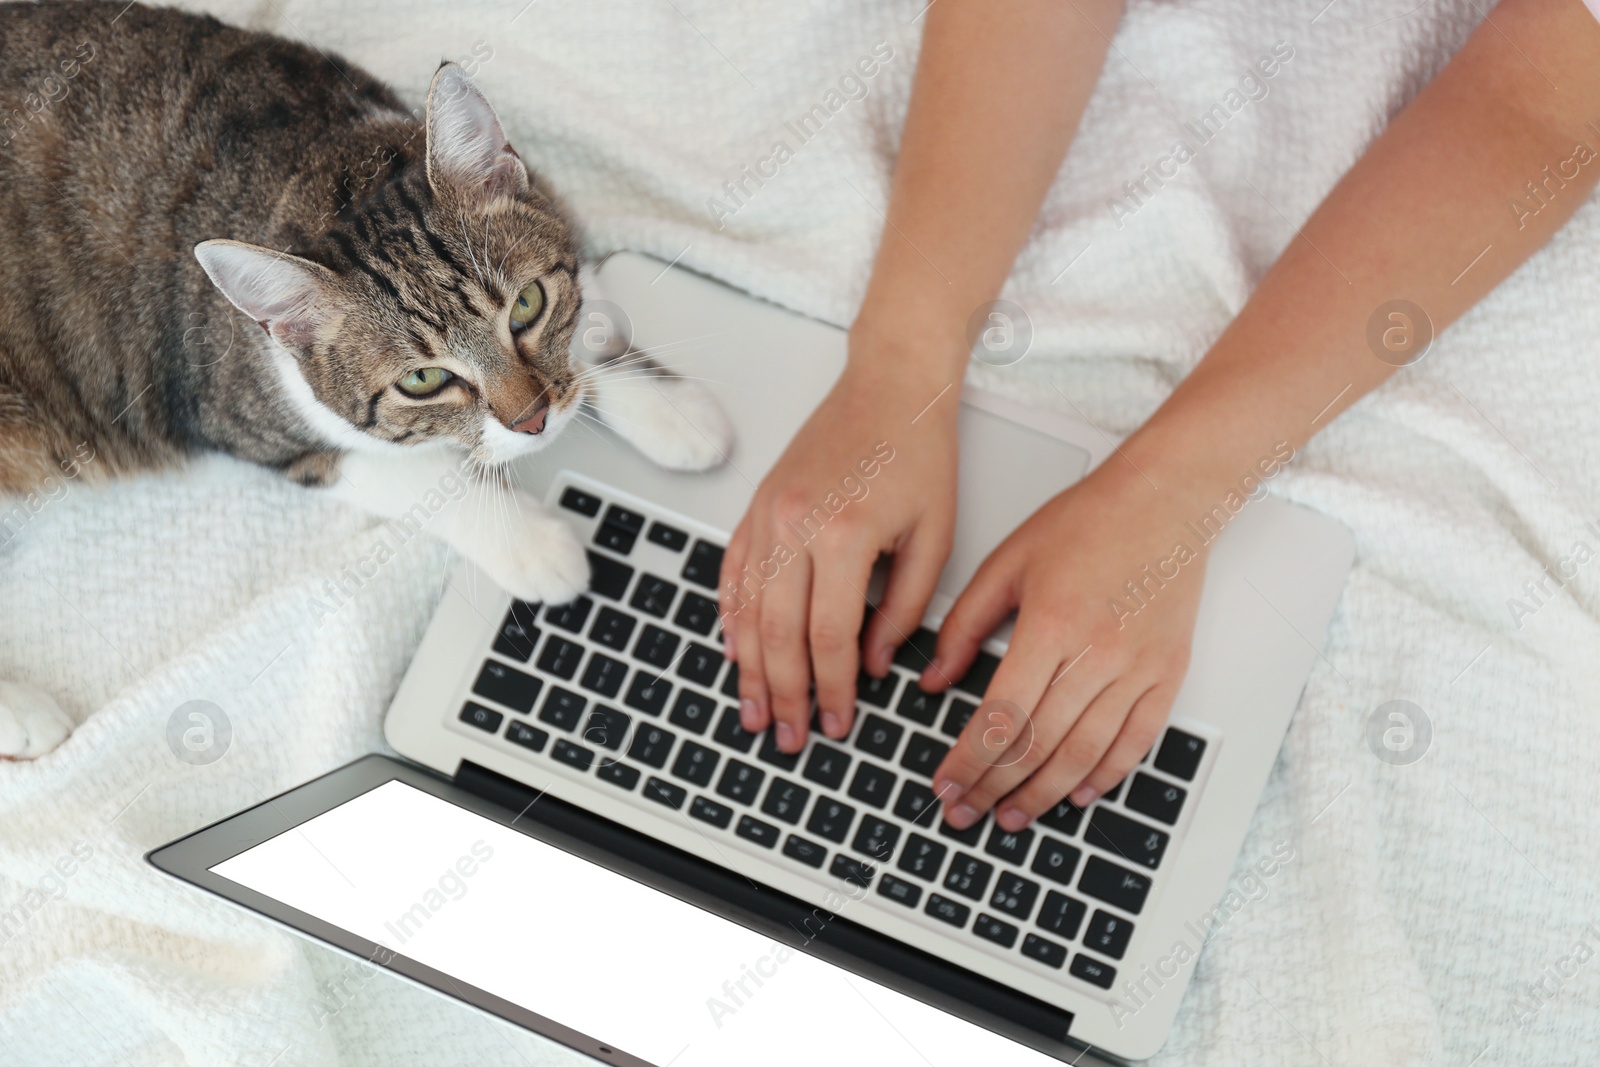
[[926, 462, 1209, 832]]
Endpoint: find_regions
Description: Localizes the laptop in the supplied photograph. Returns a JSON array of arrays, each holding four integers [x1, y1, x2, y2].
[[149, 252, 1354, 1065]]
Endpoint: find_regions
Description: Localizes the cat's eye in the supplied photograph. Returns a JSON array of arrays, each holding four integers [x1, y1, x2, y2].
[[397, 367, 454, 397], [508, 282, 545, 332]]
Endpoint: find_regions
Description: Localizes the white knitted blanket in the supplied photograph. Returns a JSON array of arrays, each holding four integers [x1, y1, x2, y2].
[[3, 1, 1597, 1064]]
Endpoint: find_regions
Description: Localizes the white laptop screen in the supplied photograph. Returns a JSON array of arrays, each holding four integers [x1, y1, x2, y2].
[[211, 779, 1061, 1067]]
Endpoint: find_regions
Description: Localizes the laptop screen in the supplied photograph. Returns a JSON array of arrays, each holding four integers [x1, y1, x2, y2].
[[211, 778, 1062, 1067]]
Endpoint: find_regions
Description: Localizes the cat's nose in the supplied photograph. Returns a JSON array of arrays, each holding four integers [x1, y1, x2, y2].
[[511, 402, 549, 435]]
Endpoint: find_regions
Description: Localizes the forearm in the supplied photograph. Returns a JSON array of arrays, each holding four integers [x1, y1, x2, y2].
[[1122, 0, 1600, 506], [853, 0, 1124, 375]]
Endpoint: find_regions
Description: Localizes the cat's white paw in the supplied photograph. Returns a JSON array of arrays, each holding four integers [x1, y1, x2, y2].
[[594, 373, 733, 472], [450, 497, 590, 605], [0, 681, 73, 760]]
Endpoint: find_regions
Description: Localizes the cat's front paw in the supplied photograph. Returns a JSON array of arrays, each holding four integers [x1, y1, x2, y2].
[[453, 498, 590, 605], [595, 373, 732, 472], [0, 681, 73, 760]]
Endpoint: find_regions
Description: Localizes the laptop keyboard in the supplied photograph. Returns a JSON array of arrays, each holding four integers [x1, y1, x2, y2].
[[454, 478, 1215, 997]]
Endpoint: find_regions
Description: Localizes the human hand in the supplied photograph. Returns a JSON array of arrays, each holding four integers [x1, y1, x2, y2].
[[925, 463, 1208, 832], [719, 331, 960, 753]]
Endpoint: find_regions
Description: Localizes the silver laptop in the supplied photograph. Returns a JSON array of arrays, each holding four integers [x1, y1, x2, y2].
[[149, 252, 1353, 1064]]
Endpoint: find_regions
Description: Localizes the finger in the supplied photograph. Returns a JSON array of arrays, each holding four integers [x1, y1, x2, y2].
[[993, 676, 1147, 830], [861, 519, 953, 677], [734, 587, 770, 733], [1067, 681, 1176, 807], [808, 547, 874, 740], [757, 549, 814, 753], [921, 546, 1021, 693], [718, 518, 753, 663]]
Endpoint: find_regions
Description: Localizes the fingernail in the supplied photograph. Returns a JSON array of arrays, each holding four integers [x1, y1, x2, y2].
[[776, 722, 796, 751], [1069, 785, 1100, 807], [919, 657, 943, 687], [933, 778, 962, 805], [997, 806, 1031, 832], [821, 711, 842, 737], [948, 803, 980, 827], [739, 698, 760, 731]]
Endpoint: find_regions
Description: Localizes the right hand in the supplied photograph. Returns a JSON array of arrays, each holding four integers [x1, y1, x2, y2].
[[718, 329, 962, 752]]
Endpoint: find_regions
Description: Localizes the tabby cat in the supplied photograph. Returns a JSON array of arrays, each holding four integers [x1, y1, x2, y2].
[[0, 2, 731, 757]]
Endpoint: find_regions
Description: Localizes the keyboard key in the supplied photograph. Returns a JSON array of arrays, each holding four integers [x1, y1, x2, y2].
[[878, 873, 922, 908], [586, 550, 633, 600], [925, 893, 970, 928], [1021, 933, 1067, 970], [896, 686, 943, 727], [1070, 954, 1117, 989], [892, 627, 939, 673], [894, 781, 940, 828], [943, 853, 994, 901], [757, 730, 801, 772], [898, 834, 947, 881], [670, 740, 720, 787], [628, 724, 676, 769], [953, 651, 1000, 698], [579, 652, 627, 699], [647, 521, 689, 551], [801, 744, 851, 790], [537, 635, 584, 680], [1084, 909, 1134, 959], [940, 697, 977, 739], [630, 574, 677, 618], [492, 603, 540, 662], [984, 825, 1035, 866], [1036, 890, 1087, 939], [1103, 778, 1125, 803], [856, 671, 898, 708], [855, 714, 904, 760], [851, 814, 901, 862], [806, 798, 855, 843], [623, 671, 671, 716], [559, 486, 601, 517], [713, 706, 758, 752], [588, 606, 636, 651], [690, 795, 733, 829], [643, 776, 687, 810], [473, 661, 542, 714], [458, 702, 503, 734], [900, 733, 949, 778], [552, 738, 595, 770], [544, 596, 593, 634], [667, 690, 717, 735], [761, 778, 810, 824], [595, 760, 641, 791], [603, 504, 645, 534], [1036, 797, 1085, 837], [681, 540, 724, 589], [673, 591, 719, 636], [938, 817, 985, 847], [632, 625, 680, 670], [537, 687, 587, 732], [721, 662, 741, 699], [1078, 856, 1152, 914], [1087, 808, 1170, 870], [847, 762, 896, 809], [736, 814, 779, 848], [1154, 728, 1206, 780], [675, 643, 723, 688], [505, 720, 549, 753], [990, 873, 1040, 920], [973, 913, 1019, 949], [581, 706, 630, 750], [782, 835, 827, 868], [716, 759, 765, 805], [1031, 837, 1082, 885], [830, 854, 875, 888], [594, 521, 638, 555]]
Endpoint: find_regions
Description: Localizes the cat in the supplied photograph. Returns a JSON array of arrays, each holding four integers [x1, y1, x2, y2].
[[0, 2, 732, 758]]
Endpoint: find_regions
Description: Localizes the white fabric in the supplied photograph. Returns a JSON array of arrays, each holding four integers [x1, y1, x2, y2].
[[4, 1, 1599, 1064]]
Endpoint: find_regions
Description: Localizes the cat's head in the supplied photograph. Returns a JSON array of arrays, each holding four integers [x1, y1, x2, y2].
[[194, 63, 584, 467]]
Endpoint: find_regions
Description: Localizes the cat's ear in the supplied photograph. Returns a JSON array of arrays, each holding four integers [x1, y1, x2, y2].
[[425, 62, 528, 203], [193, 240, 342, 351]]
